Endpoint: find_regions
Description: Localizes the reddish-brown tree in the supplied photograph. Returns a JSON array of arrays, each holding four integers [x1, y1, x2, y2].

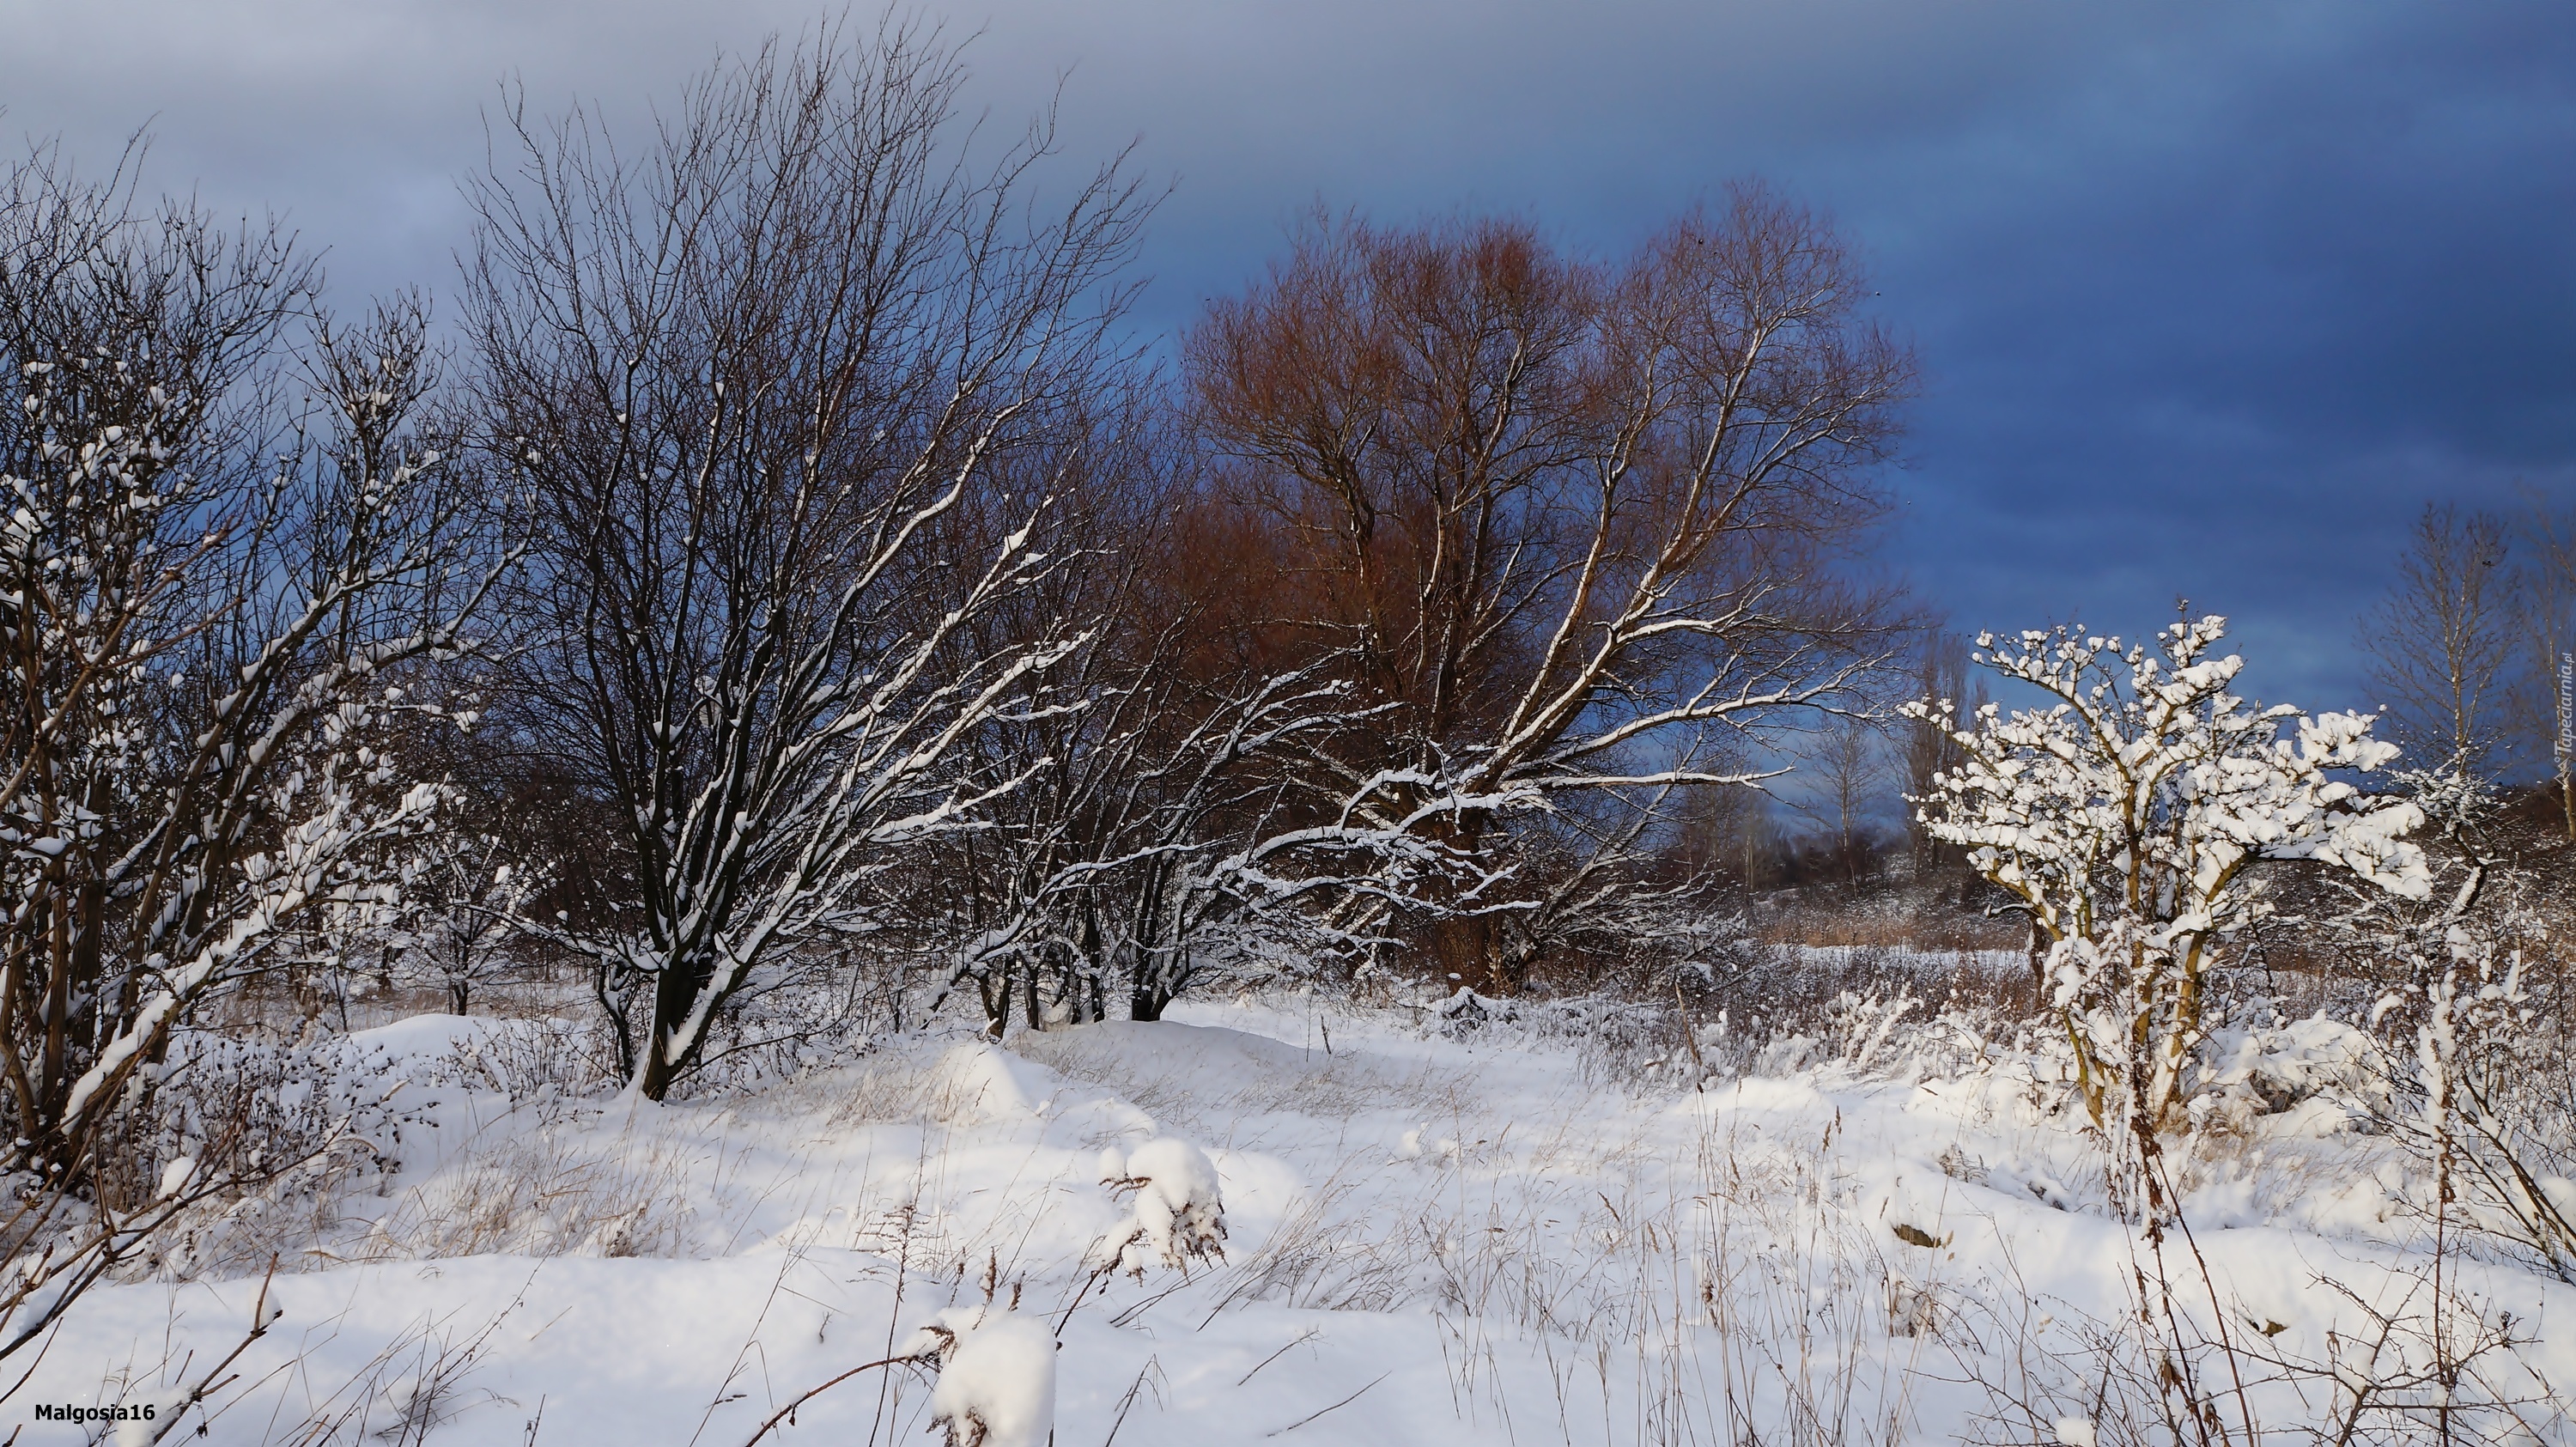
[[1187, 186, 1916, 990]]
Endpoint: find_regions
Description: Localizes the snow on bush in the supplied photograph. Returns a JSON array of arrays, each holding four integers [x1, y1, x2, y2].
[[1089, 1136, 1227, 1277], [1907, 616, 2430, 1135], [1435, 987, 1518, 1037], [103, 1031, 434, 1280], [2404, 940, 2576, 1279], [902, 1306, 1058, 1447]]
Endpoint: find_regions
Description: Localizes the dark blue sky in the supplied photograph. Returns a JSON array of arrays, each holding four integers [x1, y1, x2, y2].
[[4, 0, 2569, 708]]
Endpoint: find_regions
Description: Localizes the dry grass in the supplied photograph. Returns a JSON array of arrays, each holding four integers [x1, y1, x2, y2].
[[1008, 1025, 1467, 1134], [339, 1128, 708, 1263], [1150, 1065, 1950, 1446]]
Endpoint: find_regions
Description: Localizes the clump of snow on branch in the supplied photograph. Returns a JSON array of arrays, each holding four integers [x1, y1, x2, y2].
[[902, 1305, 1058, 1447], [1088, 1136, 1226, 1278]]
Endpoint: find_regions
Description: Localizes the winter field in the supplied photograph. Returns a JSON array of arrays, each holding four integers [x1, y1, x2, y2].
[[3, 47, 2572, 1444], [21, 957, 2576, 1447]]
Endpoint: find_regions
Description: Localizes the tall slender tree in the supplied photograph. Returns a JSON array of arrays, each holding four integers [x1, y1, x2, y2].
[[2514, 492, 2576, 838], [2360, 503, 2517, 782]]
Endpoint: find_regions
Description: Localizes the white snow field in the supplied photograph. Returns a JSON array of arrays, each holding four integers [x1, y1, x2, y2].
[[20, 997, 2575, 1446]]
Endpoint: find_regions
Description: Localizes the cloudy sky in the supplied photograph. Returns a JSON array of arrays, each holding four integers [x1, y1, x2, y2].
[[4, 1, 2568, 707]]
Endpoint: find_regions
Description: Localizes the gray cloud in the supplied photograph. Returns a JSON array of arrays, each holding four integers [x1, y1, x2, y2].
[[4, 0, 2568, 704]]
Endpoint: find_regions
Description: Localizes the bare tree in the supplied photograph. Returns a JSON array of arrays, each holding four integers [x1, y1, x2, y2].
[[0, 143, 501, 1362], [465, 22, 1151, 1097], [1795, 716, 1885, 884], [2512, 490, 2576, 838], [2360, 503, 2517, 781], [1668, 743, 1771, 893], [940, 654, 1479, 1024], [921, 434, 1494, 1027], [1188, 186, 1915, 990], [402, 831, 548, 1016]]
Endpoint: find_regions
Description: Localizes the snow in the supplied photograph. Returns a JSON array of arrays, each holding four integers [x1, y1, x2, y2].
[[1091, 1136, 1226, 1276], [351, 1012, 511, 1061], [927, 1042, 1054, 1122], [19, 997, 2576, 1444], [908, 1307, 1057, 1447]]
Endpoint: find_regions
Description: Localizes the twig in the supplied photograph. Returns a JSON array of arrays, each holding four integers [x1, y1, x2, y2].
[[1099, 1356, 1160, 1447], [733, 1355, 922, 1447], [1106, 1272, 1197, 1329], [1263, 1371, 1388, 1438], [1054, 1264, 1112, 1335], [1235, 1328, 1320, 1387], [146, 1256, 283, 1445], [1675, 977, 1709, 1090]]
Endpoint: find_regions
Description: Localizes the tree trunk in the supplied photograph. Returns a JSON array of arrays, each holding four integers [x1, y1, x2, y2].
[[635, 962, 701, 1101], [1129, 980, 1166, 1022]]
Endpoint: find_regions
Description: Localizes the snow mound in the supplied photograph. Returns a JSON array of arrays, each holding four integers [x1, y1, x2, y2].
[[1039, 1018, 1320, 1079], [1012, 1018, 1377, 1121], [2194, 1012, 2385, 1133], [930, 1043, 1052, 1122], [905, 1306, 1057, 1447], [349, 1012, 507, 1063]]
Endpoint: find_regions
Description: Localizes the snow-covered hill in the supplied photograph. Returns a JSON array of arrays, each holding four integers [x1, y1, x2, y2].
[[25, 998, 2574, 1445]]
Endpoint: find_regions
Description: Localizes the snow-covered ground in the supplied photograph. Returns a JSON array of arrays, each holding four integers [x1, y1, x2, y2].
[[21, 998, 2575, 1445]]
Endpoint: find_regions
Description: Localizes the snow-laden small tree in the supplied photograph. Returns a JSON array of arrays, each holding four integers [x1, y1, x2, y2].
[[397, 835, 549, 1017], [1905, 617, 2429, 1136]]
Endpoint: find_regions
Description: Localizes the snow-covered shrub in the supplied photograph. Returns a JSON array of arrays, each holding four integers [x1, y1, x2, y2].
[[2398, 937, 2576, 1280], [1089, 1136, 1227, 1278], [1907, 617, 2430, 1136], [667, 971, 886, 1099], [1948, 1272, 2549, 1447], [902, 1306, 1058, 1447], [349, 1129, 702, 1262], [90, 1032, 434, 1280], [1822, 988, 1918, 1074], [1517, 994, 1692, 1091], [1433, 987, 1520, 1039], [0, 163, 505, 1366], [447, 1017, 615, 1116], [2293, 763, 2576, 1277]]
